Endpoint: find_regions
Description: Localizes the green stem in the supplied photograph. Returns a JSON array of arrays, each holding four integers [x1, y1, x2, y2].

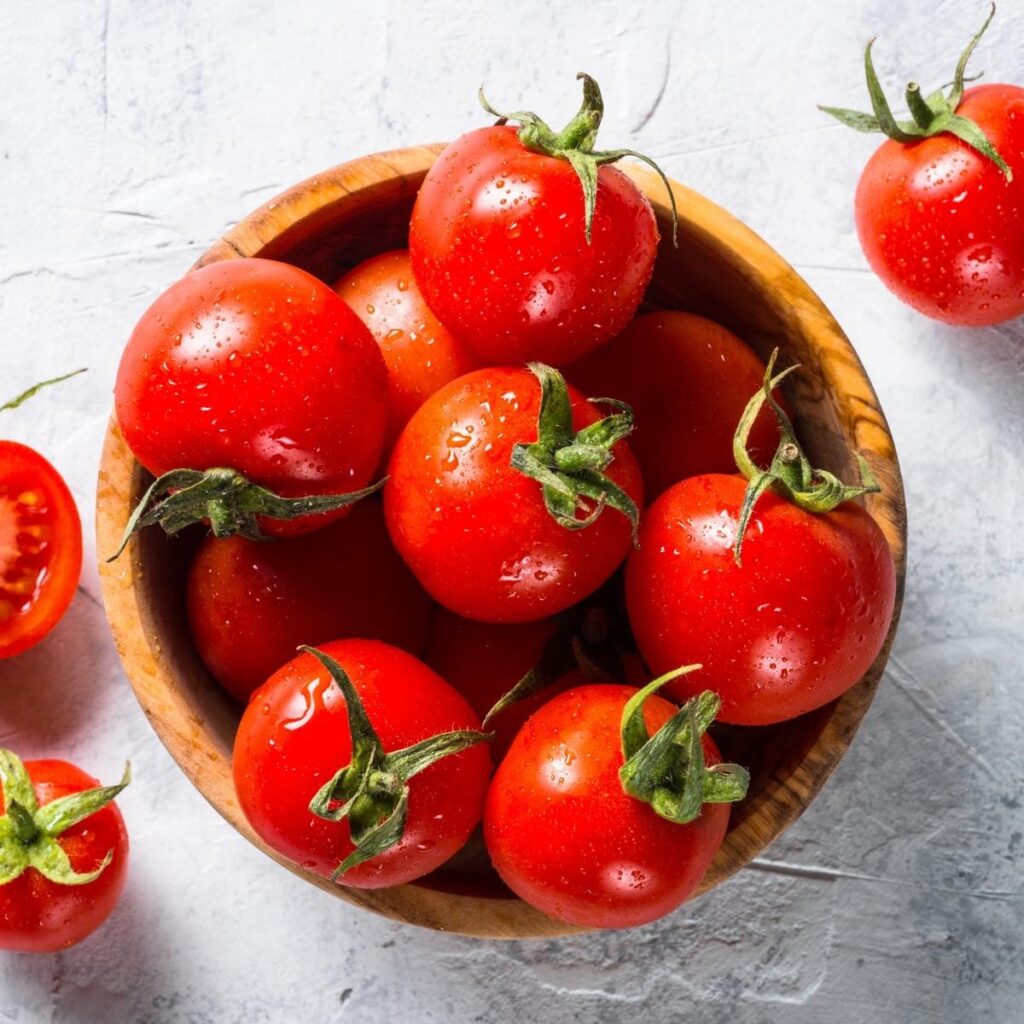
[[1, 369, 87, 413]]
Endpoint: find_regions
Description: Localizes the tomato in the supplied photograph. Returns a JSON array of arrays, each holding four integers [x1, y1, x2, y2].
[[0, 442, 82, 659], [485, 683, 741, 929], [626, 474, 896, 725], [409, 75, 667, 366], [233, 640, 491, 888], [855, 85, 1024, 324], [569, 312, 781, 500], [0, 752, 130, 953], [114, 258, 388, 540], [334, 250, 479, 450], [188, 499, 432, 703], [384, 365, 643, 623], [823, 13, 1024, 324], [424, 609, 575, 760]]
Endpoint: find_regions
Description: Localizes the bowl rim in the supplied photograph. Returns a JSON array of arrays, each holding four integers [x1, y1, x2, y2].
[[97, 144, 907, 939]]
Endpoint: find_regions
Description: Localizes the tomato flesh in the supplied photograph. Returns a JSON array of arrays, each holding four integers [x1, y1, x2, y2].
[[485, 684, 729, 929], [0, 442, 82, 659], [0, 760, 129, 953]]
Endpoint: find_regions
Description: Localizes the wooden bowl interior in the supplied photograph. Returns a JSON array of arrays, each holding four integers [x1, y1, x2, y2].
[[99, 149, 905, 938]]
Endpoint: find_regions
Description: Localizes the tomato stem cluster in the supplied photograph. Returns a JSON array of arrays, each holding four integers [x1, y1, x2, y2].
[[618, 671, 748, 825], [479, 72, 679, 243], [0, 750, 130, 887], [731, 350, 881, 566], [300, 647, 490, 878], [109, 468, 384, 561], [819, 4, 1012, 180], [511, 363, 640, 539]]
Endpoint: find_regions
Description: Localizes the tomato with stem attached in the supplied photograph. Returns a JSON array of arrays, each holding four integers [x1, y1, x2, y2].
[[484, 675, 748, 929], [409, 74, 675, 366], [335, 249, 479, 450], [112, 258, 388, 551], [626, 354, 896, 726], [821, 7, 1024, 325], [384, 363, 643, 623], [233, 641, 491, 888], [0, 750, 130, 952], [188, 499, 432, 703]]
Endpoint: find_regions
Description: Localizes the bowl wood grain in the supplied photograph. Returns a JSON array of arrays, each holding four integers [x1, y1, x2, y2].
[[97, 145, 906, 938]]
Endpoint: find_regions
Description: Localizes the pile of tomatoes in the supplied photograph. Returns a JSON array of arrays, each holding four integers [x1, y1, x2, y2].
[[104, 75, 897, 931]]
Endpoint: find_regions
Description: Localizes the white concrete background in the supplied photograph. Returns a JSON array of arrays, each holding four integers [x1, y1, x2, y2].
[[0, 1, 1021, 1021]]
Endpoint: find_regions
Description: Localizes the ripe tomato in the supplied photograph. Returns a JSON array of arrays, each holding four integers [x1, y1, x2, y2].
[[409, 75, 665, 366], [0, 753, 130, 953], [424, 609, 575, 760], [823, 13, 1024, 324], [0, 441, 82, 659], [334, 250, 478, 449], [188, 499, 432, 703], [485, 683, 738, 929], [626, 474, 896, 725], [855, 84, 1024, 324], [569, 312, 781, 500], [114, 258, 388, 539], [234, 640, 491, 888], [384, 365, 643, 623]]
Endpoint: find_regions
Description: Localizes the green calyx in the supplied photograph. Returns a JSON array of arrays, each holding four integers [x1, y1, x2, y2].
[[731, 349, 880, 566], [619, 670, 748, 825], [107, 467, 385, 561], [1, 369, 87, 413], [820, 4, 1012, 180], [301, 647, 490, 879], [512, 363, 640, 539], [479, 71, 679, 244], [0, 749, 130, 887]]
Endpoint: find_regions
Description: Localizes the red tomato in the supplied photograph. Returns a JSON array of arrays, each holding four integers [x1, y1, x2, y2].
[[0, 757, 129, 953], [114, 258, 388, 537], [384, 366, 643, 623], [485, 684, 729, 929], [233, 640, 491, 888], [0, 442, 82, 659], [187, 500, 432, 703], [569, 312, 781, 499], [424, 609, 577, 760], [626, 474, 896, 725], [855, 85, 1024, 325], [409, 125, 658, 365], [334, 250, 479, 449]]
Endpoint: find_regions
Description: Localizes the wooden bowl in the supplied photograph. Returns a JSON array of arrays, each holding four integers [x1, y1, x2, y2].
[[97, 145, 907, 938]]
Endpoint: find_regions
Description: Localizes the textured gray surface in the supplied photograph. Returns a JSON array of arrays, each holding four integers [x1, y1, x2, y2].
[[1, 1, 1022, 1021]]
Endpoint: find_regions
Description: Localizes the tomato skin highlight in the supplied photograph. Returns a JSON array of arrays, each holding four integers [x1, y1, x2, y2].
[[0, 761, 129, 953], [233, 640, 491, 888], [187, 500, 432, 703], [855, 84, 1024, 325], [114, 258, 389, 537], [568, 312, 781, 500], [484, 684, 729, 929], [626, 474, 896, 726], [0, 441, 82, 660], [384, 367, 643, 624], [409, 126, 659, 366], [335, 250, 479, 451]]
